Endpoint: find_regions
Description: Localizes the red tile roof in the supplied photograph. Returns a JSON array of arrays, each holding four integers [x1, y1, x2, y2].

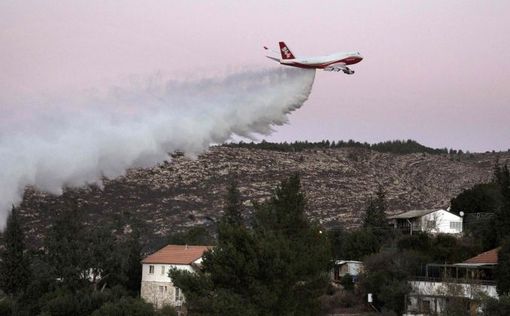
[[463, 248, 500, 265], [142, 244, 211, 265]]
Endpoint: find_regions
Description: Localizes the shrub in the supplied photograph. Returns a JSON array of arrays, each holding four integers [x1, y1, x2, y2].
[[340, 274, 354, 291]]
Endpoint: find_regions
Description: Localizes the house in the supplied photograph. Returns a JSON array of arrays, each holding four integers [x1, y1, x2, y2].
[[404, 248, 499, 316], [332, 260, 363, 283], [388, 209, 463, 235], [140, 244, 211, 310]]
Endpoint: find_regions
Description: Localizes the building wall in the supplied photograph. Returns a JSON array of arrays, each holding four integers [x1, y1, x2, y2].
[[141, 263, 195, 308], [420, 210, 463, 234], [141, 263, 194, 283], [346, 262, 363, 276], [409, 280, 498, 299], [141, 280, 181, 309]]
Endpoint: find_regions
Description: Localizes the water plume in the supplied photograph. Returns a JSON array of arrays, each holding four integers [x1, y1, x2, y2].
[[0, 67, 316, 227]]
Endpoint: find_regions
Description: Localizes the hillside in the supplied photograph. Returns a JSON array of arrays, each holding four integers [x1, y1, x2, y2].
[[17, 145, 510, 248]]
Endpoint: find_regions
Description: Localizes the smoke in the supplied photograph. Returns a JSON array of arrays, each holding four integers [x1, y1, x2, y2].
[[0, 67, 315, 227]]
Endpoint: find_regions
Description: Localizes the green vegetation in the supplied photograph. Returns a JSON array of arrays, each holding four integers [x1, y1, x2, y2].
[[1, 160, 509, 315], [483, 295, 510, 315], [0, 205, 176, 316], [497, 238, 510, 296], [329, 187, 390, 262], [339, 274, 354, 291], [170, 174, 331, 316], [166, 226, 215, 246], [450, 161, 510, 249], [225, 139, 451, 155], [0, 207, 31, 297]]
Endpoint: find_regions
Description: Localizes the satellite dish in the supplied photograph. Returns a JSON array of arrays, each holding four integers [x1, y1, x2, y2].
[[459, 211, 465, 217]]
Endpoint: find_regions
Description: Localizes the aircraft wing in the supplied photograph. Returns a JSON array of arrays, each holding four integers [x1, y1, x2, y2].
[[324, 63, 347, 71], [264, 46, 281, 62], [324, 63, 354, 74], [265, 55, 281, 62]]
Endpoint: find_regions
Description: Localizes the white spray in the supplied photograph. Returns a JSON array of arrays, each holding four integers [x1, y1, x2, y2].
[[0, 67, 316, 227]]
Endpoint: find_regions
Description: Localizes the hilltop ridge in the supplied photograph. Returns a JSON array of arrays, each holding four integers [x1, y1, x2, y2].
[[17, 143, 510, 247]]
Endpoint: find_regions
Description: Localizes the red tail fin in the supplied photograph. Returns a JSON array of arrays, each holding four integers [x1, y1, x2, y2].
[[279, 42, 295, 60]]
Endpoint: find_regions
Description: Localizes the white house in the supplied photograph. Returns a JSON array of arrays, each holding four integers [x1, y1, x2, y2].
[[405, 248, 499, 315], [140, 244, 211, 309], [332, 260, 363, 283], [388, 209, 463, 235]]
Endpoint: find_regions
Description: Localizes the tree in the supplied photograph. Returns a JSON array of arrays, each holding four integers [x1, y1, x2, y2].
[[171, 174, 331, 315], [166, 226, 214, 246], [483, 295, 510, 315], [0, 207, 31, 297], [495, 163, 510, 243], [223, 180, 243, 227], [340, 274, 354, 291], [83, 224, 116, 291], [450, 183, 502, 215], [251, 174, 331, 315], [449, 162, 508, 248], [362, 186, 390, 243], [90, 297, 156, 316], [123, 228, 143, 295], [497, 238, 510, 295], [45, 208, 88, 290], [359, 250, 414, 314], [341, 229, 381, 260]]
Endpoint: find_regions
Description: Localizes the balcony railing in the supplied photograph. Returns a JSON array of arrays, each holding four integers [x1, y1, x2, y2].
[[410, 276, 496, 286]]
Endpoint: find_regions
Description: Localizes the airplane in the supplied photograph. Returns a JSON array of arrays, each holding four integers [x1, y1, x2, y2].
[[264, 42, 363, 74]]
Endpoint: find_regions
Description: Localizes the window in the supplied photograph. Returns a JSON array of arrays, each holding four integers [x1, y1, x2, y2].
[[175, 287, 183, 301], [149, 265, 154, 274], [159, 286, 164, 293], [450, 221, 462, 231], [161, 265, 165, 275], [426, 220, 436, 229]]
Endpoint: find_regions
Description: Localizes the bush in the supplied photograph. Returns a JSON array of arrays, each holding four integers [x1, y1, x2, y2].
[[483, 295, 510, 315], [397, 232, 431, 253], [157, 305, 178, 316], [90, 297, 155, 316], [40, 292, 81, 316], [0, 296, 12, 316], [337, 291, 358, 308], [359, 250, 412, 314], [340, 274, 354, 291]]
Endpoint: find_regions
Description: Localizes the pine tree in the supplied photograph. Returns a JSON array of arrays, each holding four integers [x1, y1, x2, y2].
[[223, 180, 242, 227], [363, 186, 389, 236], [171, 174, 331, 316], [494, 163, 510, 243], [497, 238, 510, 295], [363, 186, 388, 227], [0, 207, 31, 296], [45, 208, 88, 290], [123, 227, 142, 295]]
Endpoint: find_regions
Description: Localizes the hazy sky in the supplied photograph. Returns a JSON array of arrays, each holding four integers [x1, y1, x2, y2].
[[1, 1, 509, 152]]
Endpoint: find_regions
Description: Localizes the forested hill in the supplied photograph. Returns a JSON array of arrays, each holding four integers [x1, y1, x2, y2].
[[225, 139, 462, 155], [17, 144, 510, 249]]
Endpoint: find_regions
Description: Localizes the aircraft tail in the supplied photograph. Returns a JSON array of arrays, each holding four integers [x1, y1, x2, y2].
[[279, 42, 295, 60]]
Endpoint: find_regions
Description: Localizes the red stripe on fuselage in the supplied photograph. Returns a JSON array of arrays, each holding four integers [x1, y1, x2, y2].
[[282, 56, 362, 69]]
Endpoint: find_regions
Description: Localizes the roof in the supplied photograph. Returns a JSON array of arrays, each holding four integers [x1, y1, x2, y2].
[[142, 244, 211, 265], [387, 209, 437, 219], [463, 248, 500, 265], [335, 260, 363, 265]]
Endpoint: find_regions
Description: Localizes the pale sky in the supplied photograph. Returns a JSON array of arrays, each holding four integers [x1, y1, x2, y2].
[[1, 1, 509, 152]]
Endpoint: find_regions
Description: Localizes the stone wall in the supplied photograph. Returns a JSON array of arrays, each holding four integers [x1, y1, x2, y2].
[[141, 280, 181, 309]]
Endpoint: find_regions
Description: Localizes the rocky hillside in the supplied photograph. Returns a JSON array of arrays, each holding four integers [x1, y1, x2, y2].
[[17, 146, 510, 247]]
